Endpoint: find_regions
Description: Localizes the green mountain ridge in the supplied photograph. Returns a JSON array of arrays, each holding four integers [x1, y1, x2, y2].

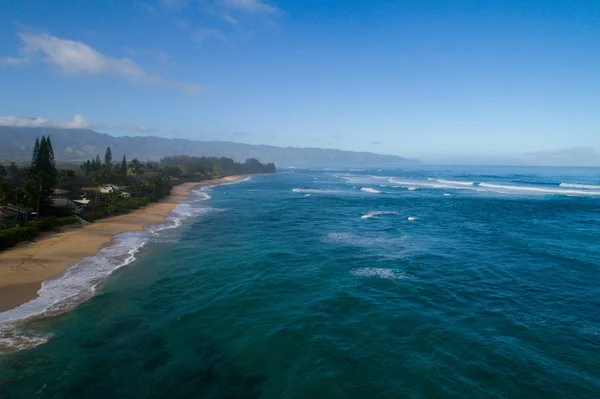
[[0, 127, 419, 167]]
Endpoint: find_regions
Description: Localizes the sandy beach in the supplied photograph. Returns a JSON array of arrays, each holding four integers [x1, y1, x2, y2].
[[0, 176, 244, 312]]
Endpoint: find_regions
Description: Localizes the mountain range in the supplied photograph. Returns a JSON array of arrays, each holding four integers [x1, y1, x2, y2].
[[0, 127, 419, 167]]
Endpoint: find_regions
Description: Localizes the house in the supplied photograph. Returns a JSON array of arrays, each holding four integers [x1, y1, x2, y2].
[[99, 184, 122, 194], [50, 189, 77, 210], [100, 185, 131, 198], [0, 204, 34, 222], [0, 207, 18, 219], [51, 198, 77, 209], [72, 198, 91, 213], [81, 185, 131, 198], [51, 189, 70, 199]]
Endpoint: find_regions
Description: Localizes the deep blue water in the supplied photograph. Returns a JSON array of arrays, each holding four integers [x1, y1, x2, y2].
[[1, 166, 600, 398]]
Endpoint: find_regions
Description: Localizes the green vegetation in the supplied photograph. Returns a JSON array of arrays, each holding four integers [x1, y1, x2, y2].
[[1, 139, 276, 251]]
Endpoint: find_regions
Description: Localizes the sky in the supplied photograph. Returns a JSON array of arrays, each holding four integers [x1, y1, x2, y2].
[[1, 0, 599, 164]]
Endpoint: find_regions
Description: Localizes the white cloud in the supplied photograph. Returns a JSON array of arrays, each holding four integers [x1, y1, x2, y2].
[[222, 14, 239, 25], [19, 32, 156, 81], [126, 48, 171, 63], [0, 115, 89, 129], [0, 115, 157, 133], [3, 32, 201, 95], [0, 55, 30, 66], [172, 0, 279, 44]]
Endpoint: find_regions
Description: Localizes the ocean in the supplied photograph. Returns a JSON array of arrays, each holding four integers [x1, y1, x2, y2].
[[1, 166, 599, 398]]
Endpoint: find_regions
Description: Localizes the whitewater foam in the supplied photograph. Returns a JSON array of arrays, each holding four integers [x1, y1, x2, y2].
[[218, 176, 251, 187], [436, 179, 475, 186], [559, 182, 600, 190], [351, 268, 406, 280], [361, 211, 398, 219], [292, 188, 347, 195], [389, 178, 600, 196], [397, 178, 474, 189], [0, 232, 148, 353], [360, 187, 381, 194], [408, 217, 418, 221], [479, 183, 600, 196], [325, 233, 408, 248], [388, 178, 449, 189]]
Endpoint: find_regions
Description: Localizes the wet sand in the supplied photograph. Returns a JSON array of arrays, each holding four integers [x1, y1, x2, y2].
[[0, 177, 243, 312]]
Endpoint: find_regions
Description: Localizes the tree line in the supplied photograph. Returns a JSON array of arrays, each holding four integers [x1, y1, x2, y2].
[[1, 137, 276, 248], [160, 155, 276, 177]]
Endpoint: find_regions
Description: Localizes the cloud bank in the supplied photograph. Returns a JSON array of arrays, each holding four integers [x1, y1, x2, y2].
[[0, 115, 156, 133], [1, 33, 201, 95]]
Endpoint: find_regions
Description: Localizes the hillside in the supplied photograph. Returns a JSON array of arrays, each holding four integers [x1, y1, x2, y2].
[[0, 127, 419, 167]]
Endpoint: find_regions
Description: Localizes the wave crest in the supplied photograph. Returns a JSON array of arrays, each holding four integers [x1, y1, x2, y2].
[[559, 182, 600, 190], [361, 211, 397, 219], [479, 183, 600, 196], [360, 187, 381, 194]]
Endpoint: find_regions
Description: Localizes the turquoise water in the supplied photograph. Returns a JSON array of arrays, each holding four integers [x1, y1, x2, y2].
[[1, 167, 600, 398]]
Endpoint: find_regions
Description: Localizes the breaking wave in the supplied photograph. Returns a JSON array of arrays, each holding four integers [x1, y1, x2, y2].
[[360, 187, 381, 194], [435, 179, 475, 186], [361, 211, 398, 219], [559, 182, 600, 190], [479, 183, 600, 196]]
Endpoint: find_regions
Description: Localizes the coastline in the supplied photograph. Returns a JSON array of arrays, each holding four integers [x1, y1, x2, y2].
[[0, 176, 244, 313]]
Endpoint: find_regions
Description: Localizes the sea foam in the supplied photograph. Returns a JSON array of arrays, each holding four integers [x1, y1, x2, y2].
[[361, 211, 397, 219], [559, 182, 600, 190], [292, 188, 345, 195], [479, 183, 600, 196], [435, 179, 475, 186], [351, 268, 406, 280], [360, 187, 381, 194]]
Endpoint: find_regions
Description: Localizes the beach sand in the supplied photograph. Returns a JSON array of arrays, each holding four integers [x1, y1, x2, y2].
[[0, 176, 244, 312]]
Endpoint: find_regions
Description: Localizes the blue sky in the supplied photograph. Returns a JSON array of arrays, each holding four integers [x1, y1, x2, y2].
[[1, 0, 599, 163]]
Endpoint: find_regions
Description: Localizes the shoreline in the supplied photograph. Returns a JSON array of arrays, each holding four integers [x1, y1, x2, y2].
[[0, 176, 245, 313]]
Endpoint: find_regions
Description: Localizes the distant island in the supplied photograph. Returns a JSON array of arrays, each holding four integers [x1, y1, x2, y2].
[[0, 127, 419, 167]]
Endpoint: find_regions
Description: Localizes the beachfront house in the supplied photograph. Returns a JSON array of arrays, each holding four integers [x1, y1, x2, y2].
[[0, 204, 34, 222], [51, 189, 70, 200], [51, 198, 77, 209], [100, 185, 131, 198], [50, 189, 77, 210], [72, 198, 91, 213]]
